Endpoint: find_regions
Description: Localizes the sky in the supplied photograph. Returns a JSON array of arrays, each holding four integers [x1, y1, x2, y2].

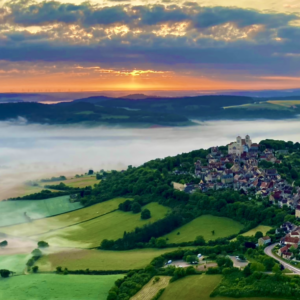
[[0, 0, 300, 92]]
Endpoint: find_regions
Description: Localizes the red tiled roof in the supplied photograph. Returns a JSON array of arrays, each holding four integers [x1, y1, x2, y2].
[[285, 236, 300, 244]]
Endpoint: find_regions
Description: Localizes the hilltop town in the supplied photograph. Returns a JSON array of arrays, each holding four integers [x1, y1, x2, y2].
[[174, 135, 300, 217]]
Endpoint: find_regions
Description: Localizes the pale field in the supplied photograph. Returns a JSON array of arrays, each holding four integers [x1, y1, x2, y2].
[[268, 100, 300, 107], [131, 276, 171, 300], [0, 197, 129, 237]]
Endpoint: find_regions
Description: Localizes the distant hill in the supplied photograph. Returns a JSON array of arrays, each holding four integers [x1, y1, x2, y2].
[[120, 94, 159, 100]]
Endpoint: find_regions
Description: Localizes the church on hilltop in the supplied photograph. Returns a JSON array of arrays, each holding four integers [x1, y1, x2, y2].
[[228, 135, 258, 156]]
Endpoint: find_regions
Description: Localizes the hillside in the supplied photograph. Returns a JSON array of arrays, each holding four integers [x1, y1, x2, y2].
[[0, 94, 299, 127]]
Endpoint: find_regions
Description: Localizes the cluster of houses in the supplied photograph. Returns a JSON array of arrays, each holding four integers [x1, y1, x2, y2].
[[278, 222, 300, 259], [173, 135, 300, 217]]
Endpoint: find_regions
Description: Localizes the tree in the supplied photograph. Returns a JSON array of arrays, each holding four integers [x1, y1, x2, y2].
[[31, 248, 43, 258], [272, 264, 281, 274], [88, 169, 94, 175], [0, 240, 8, 248], [38, 241, 49, 248], [250, 262, 265, 273], [186, 255, 199, 264], [131, 202, 141, 214], [0, 269, 11, 278], [155, 238, 167, 248], [194, 235, 205, 246], [263, 257, 275, 271], [211, 230, 215, 235], [255, 231, 263, 239], [26, 258, 35, 267], [141, 209, 151, 220], [32, 266, 39, 273]]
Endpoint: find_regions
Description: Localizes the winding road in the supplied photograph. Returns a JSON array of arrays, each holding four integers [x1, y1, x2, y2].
[[264, 243, 300, 274]]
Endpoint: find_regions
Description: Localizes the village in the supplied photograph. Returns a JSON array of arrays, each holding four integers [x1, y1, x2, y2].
[[174, 135, 300, 217]]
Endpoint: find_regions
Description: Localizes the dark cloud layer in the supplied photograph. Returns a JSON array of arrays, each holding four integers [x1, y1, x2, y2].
[[0, 0, 300, 76]]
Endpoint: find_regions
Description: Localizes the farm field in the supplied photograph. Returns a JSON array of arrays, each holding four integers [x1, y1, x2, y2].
[[131, 276, 171, 300], [241, 225, 272, 237], [41, 175, 99, 189], [35, 202, 171, 248], [36, 247, 195, 271], [0, 197, 129, 237], [268, 100, 300, 107], [0, 254, 30, 275], [0, 274, 123, 300], [159, 275, 290, 300], [163, 215, 244, 243], [0, 175, 99, 202], [0, 196, 82, 227], [224, 102, 293, 111]]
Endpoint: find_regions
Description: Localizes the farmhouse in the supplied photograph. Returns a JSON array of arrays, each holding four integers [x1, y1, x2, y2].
[[258, 236, 271, 246]]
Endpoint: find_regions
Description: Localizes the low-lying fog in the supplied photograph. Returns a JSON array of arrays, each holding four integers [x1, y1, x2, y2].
[[1, 118, 300, 200]]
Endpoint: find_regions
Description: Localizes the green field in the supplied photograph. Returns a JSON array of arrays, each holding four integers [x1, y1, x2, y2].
[[0, 274, 122, 300], [224, 102, 292, 111], [0, 254, 30, 274], [163, 215, 244, 243], [36, 247, 194, 271], [42, 175, 99, 189], [34, 202, 171, 248], [241, 225, 272, 237], [159, 275, 290, 300], [1, 197, 129, 237], [0, 196, 82, 227], [131, 276, 171, 300], [268, 100, 300, 107]]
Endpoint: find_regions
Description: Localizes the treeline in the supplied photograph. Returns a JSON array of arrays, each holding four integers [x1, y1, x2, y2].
[[10, 190, 69, 201], [44, 182, 92, 193]]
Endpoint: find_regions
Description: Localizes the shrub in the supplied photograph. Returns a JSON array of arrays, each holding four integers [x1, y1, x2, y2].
[[32, 266, 39, 273], [0, 269, 11, 278], [38, 241, 49, 248], [141, 209, 151, 220]]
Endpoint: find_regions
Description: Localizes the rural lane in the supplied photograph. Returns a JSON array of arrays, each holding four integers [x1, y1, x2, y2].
[[264, 243, 300, 274]]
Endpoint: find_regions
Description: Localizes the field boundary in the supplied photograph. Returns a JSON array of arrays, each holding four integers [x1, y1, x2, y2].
[[28, 209, 118, 238]]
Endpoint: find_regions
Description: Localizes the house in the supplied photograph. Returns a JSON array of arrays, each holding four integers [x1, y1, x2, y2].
[[296, 205, 300, 218], [221, 174, 234, 184], [172, 182, 186, 192], [278, 245, 293, 259], [258, 236, 271, 246]]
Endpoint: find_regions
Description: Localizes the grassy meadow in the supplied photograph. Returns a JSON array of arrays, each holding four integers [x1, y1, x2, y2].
[[159, 275, 290, 300], [35, 202, 171, 248], [0, 274, 122, 300], [0, 196, 82, 227], [268, 100, 300, 107], [0, 254, 30, 275], [36, 247, 195, 271], [41, 175, 99, 189], [241, 225, 272, 237], [131, 276, 171, 300], [163, 215, 244, 243], [1, 197, 129, 237]]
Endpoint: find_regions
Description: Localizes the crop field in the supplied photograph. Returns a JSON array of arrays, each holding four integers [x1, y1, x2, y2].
[[159, 275, 290, 300], [1, 197, 129, 237], [163, 215, 244, 243], [0, 196, 82, 227], [224, 102, 292, 111], [36, 247, 195, 271], [0, 274, 123, 300], [131, 276, 171, 300], [0, 254, 30, 274], [268, 100, 300, 107], [42, 175, 99, 189], [35, 202, 171, 248], [241, 225, 272, 237]]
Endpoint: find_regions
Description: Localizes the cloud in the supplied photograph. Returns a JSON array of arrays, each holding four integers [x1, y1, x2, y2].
[[0, 0, 299, 78]]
